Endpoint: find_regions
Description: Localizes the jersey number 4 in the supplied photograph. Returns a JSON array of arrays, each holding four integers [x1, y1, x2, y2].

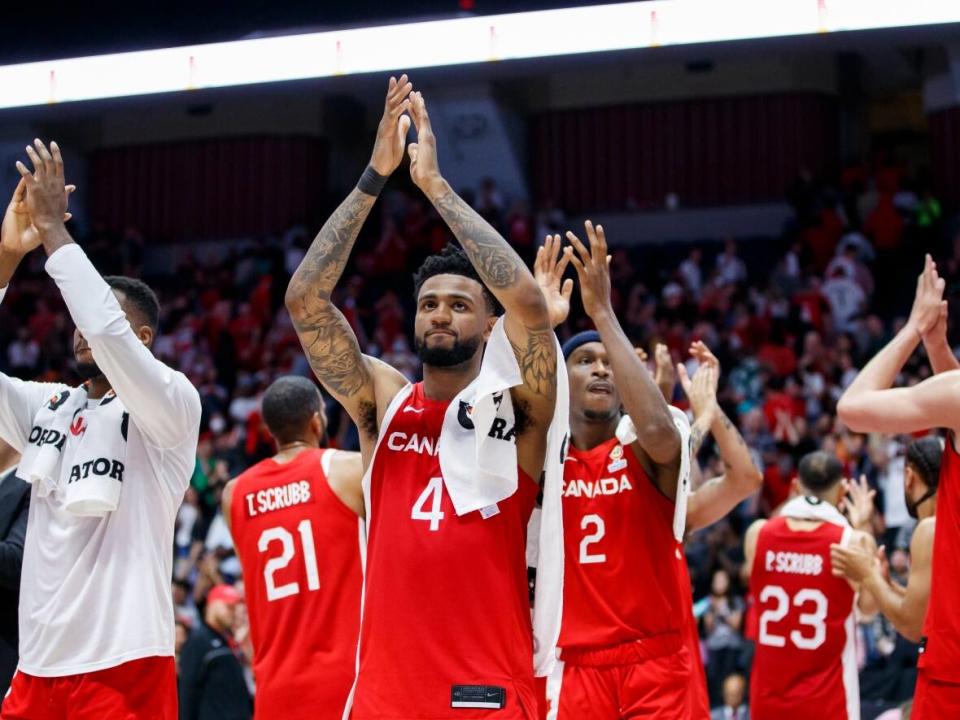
[[758, 585, 828, 650], [258, 520, 321, 602], [411, 477, 446, 531]]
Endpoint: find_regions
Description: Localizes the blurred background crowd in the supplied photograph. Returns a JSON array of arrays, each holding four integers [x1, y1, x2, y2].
[[0, 154, 953, 715]]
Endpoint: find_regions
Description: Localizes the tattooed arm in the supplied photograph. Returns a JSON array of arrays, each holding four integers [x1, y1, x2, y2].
[[566, 221, 681, 498], [405, 91, 556, 478], [679, 342, 763, 531], [285, 76, 413, 451]]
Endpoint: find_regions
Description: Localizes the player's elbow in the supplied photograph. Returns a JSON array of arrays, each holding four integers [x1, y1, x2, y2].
[[901, 622, 923, 644], [836, 395, 869, 432], [284, 280, 331, 321], [738, 464, 764, 493], [514, 283, 551, 326], [643, 421, 681, 464]]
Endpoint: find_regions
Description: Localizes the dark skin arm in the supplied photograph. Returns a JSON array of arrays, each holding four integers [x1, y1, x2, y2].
[[406, 91, 556, 479], [566, 221, 681, 497], [285, 76, 413, 458]]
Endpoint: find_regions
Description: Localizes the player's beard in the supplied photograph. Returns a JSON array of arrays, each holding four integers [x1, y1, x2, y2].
[[75, 360, 105, 381], [415, 333, 482, 368]]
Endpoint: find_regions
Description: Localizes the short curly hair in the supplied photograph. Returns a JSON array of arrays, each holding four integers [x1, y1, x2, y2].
[[104, 276, 160, 333], [412, 244, 502, 315]]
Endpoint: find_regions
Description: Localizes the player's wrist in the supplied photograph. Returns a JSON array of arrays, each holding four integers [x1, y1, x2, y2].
[[357, 166, 389, 197]]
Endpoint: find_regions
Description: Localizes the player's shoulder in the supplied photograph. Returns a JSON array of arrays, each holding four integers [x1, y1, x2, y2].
[[912, 516, 937, 546], [324, 448, 363, 483]]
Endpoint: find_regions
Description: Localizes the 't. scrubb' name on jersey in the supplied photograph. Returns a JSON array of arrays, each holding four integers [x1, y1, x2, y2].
[[244, 480, 314, 518], [764, 550, 824, 576]]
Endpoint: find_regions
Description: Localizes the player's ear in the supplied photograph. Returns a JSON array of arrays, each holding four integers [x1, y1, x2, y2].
[[310, 412, 324, 441], [790, 477, 802, 497], [483, 314, 497, 340], [137, 324, 154, 349]]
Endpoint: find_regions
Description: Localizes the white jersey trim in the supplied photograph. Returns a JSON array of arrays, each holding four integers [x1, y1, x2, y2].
[[545, 658, 564, 720], [839, 525, 860, 720], [341, 383, 412, 720]]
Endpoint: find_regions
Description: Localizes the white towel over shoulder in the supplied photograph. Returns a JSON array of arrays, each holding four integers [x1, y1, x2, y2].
[[616, 406, 692, 542], [438, 317, 568, 677]]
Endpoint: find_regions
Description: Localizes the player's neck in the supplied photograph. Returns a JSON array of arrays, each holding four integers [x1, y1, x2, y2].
[[918, 498, 937, 521], [570, 412, 620, 452], [422, 356, 483, 402], [273, 440, 317, 465], [86, 376, 112, 400]]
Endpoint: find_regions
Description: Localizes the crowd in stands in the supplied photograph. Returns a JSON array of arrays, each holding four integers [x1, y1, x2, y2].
[[0, 155, 952, 715]]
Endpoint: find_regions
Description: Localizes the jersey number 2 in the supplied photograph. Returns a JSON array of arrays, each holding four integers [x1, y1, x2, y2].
[[258, 519, 321, 602], [579, 514, 607, 564], [758, 585, 828, 650]]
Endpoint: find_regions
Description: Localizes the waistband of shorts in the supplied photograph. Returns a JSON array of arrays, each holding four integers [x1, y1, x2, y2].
[[559, 631, 683, 667]]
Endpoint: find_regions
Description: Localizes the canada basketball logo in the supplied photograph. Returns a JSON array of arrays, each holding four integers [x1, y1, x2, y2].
[[70, 414, 87, 437]]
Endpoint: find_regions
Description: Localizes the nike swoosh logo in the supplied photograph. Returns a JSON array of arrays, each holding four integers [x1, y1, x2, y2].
[[402, 406, 425, 414]]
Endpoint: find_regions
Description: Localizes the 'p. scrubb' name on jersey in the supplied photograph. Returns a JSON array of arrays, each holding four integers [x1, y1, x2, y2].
[[764, 550, 824, 576]]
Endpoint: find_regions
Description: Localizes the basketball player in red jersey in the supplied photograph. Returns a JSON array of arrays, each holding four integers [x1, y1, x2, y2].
[[286, 76, 557, 719], [744, 451, 877, 720], [838, 254, 960, 718], [534, 240, 762, 720], [831, 436, 941, 644], [532, 223, 691, 718], [222, 376, 363, 720]]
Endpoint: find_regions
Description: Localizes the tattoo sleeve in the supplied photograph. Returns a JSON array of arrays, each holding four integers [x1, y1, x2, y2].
[[511, 329, 558, 402], [287, 187, 377, 404], [432, 188, 526, 292], [429, 183, 556, 401]]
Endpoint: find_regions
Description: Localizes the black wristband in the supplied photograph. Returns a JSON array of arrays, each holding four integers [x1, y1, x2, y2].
[[357, 166, 388, 196]]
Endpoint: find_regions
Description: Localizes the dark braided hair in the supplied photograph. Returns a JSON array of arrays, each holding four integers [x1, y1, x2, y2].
[[412, 244, 502, 315], [906, 436, 944, 490]]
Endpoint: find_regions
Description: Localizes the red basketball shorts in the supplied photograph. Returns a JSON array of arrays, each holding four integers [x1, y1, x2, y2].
[[912, 670, 960, 720], [1, 655, 176, 720], [546, 632, 691, 720]]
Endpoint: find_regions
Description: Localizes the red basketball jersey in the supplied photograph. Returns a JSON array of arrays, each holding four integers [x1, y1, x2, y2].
[[749, 515, 858, 720], [352, 382, 539, 719], [558, 436, 685, 651], [919, 434, 960, 683], [230, 449, 363, 720]]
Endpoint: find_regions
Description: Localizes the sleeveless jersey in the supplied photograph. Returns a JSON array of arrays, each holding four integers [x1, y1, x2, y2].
[[558, 436, 685, 651], [919, 434, 960, 682], [749, 516, 857, 720], [230, 449, 363, 720], [352, 382, 539, 719]]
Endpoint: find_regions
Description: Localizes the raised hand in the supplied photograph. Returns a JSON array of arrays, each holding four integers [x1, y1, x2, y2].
[[830, 539, 876, 583], [407, 91, 443, 196], [907, 254, 947, 341], [16, 139, 69, 234], [534, 233, 573, 328], [840, 474, 876, 531], [2, 177, 74, 257], [677, 358, 719, 422], [369, 75, 413, 177], [689, 340, 721, 372], [564, 220, 612, 320], [653, 343, 676, 397]]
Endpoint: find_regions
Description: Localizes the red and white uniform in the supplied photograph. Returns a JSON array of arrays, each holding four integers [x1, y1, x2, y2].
[[352, 382, 539, 719], [549, 437, 690, 719], [0, 245, 200, 718], [230, 449, 363, 720], [913, 434, 960, 718], [749, 502, 858, 720]]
